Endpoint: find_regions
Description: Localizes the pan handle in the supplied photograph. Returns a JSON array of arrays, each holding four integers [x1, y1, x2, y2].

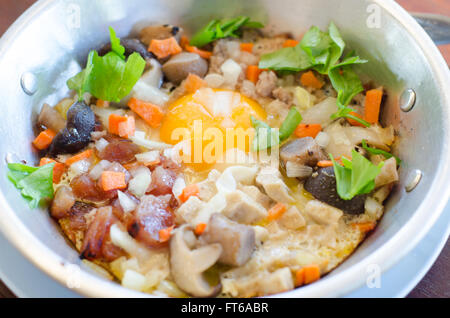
[[413, 13, 450, 45]]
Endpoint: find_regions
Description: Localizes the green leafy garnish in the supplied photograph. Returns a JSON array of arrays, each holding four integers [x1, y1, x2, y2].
[[67, 27, 145, 103], [331, 150, 383, 200], [190, 16, 264, 47], [258, 22, 370, 126], [7, 163, 55, 208], [251, 107, 302, 151], [361, 140, 401, 165]]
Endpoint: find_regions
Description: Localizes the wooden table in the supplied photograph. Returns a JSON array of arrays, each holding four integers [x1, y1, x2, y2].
[[0, 0, 448, 298]]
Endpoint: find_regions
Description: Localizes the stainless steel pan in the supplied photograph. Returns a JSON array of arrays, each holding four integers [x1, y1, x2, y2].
[[0, 0, 449, 297]]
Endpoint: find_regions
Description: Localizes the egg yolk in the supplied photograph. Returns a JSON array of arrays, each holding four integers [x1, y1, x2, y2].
[[160, 88, 266, 171]]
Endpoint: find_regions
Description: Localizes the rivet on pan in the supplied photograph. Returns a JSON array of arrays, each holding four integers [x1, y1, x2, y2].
[[405, 169, 422, 192], [20, 72, 38, 95], [399, 89, 416, 112]]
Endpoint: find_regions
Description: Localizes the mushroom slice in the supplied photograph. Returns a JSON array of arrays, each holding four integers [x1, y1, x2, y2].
[[170, 225, 222, 297], [162, 52, 208, 84], [280, 137, 328, 170]]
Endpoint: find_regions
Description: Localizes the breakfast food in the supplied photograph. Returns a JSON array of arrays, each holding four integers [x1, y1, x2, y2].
[[8, 17, 400, 297]]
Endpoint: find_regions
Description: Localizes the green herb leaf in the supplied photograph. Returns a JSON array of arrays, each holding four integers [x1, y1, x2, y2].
[[362, 140, 401, 165], [331, 150, 383, 200], [7, 163, 55, 208], [67, 27, 145, 103], [109, 27, 126, 60], [190, 16, 264, 47], [279, 107, 302, 141], [259, 45, 313, 72]]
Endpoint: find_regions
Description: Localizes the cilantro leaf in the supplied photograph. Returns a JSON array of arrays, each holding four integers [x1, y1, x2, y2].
[[362, 140, 401, 165], [331, 150, 383, 200], [7, 163, 55, 208], [190, 16, 264, 47], [67, 27, 145, 103]]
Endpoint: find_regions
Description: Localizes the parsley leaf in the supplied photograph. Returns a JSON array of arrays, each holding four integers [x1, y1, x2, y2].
[[7, 163, 55, 208], [251, 107, 302, 151], [331, 150, 383, 200], [361, 140, 401, 165], [67, 27, 145, 103], [259, 45, 312, 72], [190, 16, 264, 47]]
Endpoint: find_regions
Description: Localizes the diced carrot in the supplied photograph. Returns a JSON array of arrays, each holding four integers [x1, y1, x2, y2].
[[108, 113, 127, 135], [317, 160, 334, 167], [118, 116, 135, 139], [294, 124, 322, 138], [65, 149, 93, 166], [185, 44, 212, 59], [96, 99, 110, 108], [180, 36, 190, 49], [267, 202, 287, 221], [179, 184, 199, 203], [99, 171, 127, 191], [32, 129, 56, 150], [240, 42, 254, 53], [39, 157, 66, 183], [364, 89, 383, 124], [148, 37, 182, 59], [295, 264, 321, 286], [346, 111, 365, 127], [194, 223, 207, 236], [352, 222, 376, 233], [300, 71, 324, 89], [159, 225, 175, 243], [246, 65, 263, 84], [183, 73, 207, 94], [283, 39, 299, 48], [127, 98, 164, 128]]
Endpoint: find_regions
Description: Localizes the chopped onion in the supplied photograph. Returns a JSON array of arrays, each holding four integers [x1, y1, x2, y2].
[[89, 160, 111, 180], [315, 131, 330, 148], [204, 73, 225, 88], [132, 81, 169, 106], [302, 97, 338, 126], [294, 86, 315, 111], [365, 197, 383, 218], [285, 161, 313, 178], [172, 177, 186, 202], [128, 166, 152, 198], [130, 130, 172, 150], [135, 150, 160, 165], [220, 58, 242, 89], [121, 269, 146, 291], [110, 224, 152, 260], [95, 138, 109, 152], [117, 190, 138, 213], [69, 159, 91, 176]]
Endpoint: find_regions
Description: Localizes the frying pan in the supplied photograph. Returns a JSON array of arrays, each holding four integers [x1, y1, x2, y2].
[[0, 0, 449, 297]]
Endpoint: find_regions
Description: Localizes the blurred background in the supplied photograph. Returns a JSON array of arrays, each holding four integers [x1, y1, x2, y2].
[[0, 0, 448, 298]]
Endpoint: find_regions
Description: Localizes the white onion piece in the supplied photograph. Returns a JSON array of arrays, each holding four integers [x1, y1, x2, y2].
[[117, 190, 137, 213], [216, 165, 258, 193], [315, 131, 330, 148], [365, 197, 383, 218], [132, 81, 169, 106], [69, 159, 91, 176], [128, 166, 152, 198], [110, 224, 152, 260], [204, 73, 225, 88], [122, 269, 146, 291], [172, 177, 186, 202], [91, 106, 125, 130], [301, 97, 338, 126], [220, 59, 242, 89], [95, 138, 109, 152], [89, 160, 111, 180], [285, 162, 313, 178], [135, 150, 160, 165], [130, 130, 172, 150]]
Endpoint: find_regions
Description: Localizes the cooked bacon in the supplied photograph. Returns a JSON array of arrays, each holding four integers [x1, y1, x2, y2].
[[80, 206, 125, 261], [148, 165, 177, 195], [50, 185, 75, 219], [128, 194, 174, 248], [70, 173, 117, 202], [98, 138, 140, 164]]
